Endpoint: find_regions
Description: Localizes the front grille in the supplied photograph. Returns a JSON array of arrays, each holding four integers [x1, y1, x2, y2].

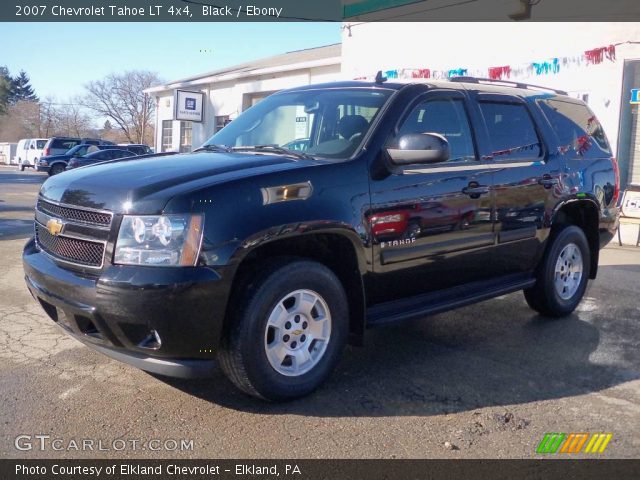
[[35, 223, 105, 267], [37, 199, 112, 227]]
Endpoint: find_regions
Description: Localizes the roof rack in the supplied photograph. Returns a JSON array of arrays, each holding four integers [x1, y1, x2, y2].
[[449, 76, 568, 95]]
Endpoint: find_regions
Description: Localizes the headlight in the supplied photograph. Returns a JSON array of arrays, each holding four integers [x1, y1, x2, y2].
[[114, 214, 203, 267]]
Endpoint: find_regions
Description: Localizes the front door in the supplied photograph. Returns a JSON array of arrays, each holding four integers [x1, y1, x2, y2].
[[367, 90, 495, 304]]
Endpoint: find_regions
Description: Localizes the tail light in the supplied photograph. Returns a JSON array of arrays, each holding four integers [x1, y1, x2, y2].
[[43, 147, 50, 157], [611, 157, 620, 206]]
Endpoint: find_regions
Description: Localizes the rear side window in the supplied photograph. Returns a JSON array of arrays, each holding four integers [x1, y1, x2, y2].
[[397, 98, 476, 162], [479, 102, 542, 160], [537, 99, 611, 157], [53, 139, 80, 150]]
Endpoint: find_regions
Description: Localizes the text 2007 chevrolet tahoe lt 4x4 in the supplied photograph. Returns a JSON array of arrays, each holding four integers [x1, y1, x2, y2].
[[23, 77, 620, 400]]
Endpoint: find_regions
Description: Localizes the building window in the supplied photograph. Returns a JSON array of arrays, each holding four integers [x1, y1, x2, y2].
[[215, 115, 231, 133], [179, 121, 193, 153], [161, 120, 173, 152]]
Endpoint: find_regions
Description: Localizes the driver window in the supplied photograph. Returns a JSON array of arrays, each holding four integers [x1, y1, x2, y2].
[[398, 98, 476, 163]]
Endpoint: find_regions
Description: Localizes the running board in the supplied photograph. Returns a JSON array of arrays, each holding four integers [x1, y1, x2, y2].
[[366, 273, 536, 328]]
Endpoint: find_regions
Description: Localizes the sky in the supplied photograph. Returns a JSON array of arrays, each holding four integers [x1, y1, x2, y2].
[[1, 22, 341, 100]]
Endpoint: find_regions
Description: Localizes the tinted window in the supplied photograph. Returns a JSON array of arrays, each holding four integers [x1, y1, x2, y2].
[[88, 151, 110, 160], [397, 98, 476, 162], [537, 98, 611, 157], [479, 102, 541, 160], [53, 139, 80, 150]]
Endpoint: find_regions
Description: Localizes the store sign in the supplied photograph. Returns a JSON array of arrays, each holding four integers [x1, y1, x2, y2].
[[175, 90, 204, 122], [621, 186, 640, 219], [631, 89, 640, 105]]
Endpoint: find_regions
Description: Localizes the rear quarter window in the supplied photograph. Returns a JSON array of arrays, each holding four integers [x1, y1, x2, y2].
[[537, 98, 611, 158], [479, 102, 542, 160], [52, 139, 80, 150]]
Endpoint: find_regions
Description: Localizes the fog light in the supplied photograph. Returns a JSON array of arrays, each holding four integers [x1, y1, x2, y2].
[[138, 330, 162, 350]]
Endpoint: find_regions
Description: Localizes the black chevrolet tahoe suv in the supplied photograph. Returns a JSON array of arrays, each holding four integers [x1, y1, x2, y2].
[[23, 78, 620, 401]]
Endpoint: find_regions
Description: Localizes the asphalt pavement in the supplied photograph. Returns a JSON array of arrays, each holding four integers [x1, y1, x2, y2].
[[0, 166, 639, 459]]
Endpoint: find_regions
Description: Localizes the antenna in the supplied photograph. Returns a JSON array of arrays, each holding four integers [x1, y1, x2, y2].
[[375, 71, 387, 84]]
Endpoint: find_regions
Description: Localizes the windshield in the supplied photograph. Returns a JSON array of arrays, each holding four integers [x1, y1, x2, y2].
[[203, 88, 393, 159], [36, 140, 47, 149], [66, 145, 89, 156]]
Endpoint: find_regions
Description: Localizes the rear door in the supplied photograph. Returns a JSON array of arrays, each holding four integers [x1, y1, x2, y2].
[[367, 89, 495, 303], [475, 94, 559, 275]]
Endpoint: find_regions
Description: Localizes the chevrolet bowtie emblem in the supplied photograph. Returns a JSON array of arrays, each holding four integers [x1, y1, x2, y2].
[[291, 329, 304, 336], [46, 218, 64, 236]]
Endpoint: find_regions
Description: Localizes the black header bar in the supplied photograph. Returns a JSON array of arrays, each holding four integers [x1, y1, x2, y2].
[[1, 0, 639, 22]]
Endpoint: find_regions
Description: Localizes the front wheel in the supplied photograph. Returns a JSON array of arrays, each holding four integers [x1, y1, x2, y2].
[[524, 225, 590, 317], [19, 163, 25, 172], [49, 163, 65, 176], [218, 259, 348, 401]]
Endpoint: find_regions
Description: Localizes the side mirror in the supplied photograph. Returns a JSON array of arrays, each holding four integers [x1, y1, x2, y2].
[[30, 145, 35, 149], [387, 133, 450, 165]]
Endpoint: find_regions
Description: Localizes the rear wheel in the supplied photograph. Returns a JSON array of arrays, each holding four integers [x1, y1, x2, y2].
[[524, 225, 590, 317], [49, 163, 65, 176], [218, 259, 348, 401], [19, 162, 25, 172]]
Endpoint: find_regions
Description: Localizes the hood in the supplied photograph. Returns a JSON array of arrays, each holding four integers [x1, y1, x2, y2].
[[41, 153, 72, 161], [39, 151, 321, 214]]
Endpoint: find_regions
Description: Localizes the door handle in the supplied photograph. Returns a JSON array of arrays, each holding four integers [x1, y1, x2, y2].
[[462, 183, 490, 198], [538, 174, 559, 189]]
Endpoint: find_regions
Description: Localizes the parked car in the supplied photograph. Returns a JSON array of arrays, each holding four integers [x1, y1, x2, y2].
[[41, 137, 114, 159], [24, 77, 620, 401], [67, 149, 137, 169], [39, 140, 116, 175], [14, 138, 47, 170], [117, 144, 153, 156], [38, 144, 108, 176]]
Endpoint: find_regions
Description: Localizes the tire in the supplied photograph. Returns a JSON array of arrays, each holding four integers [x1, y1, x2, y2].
[[524, 225, 590, 317], [49, 163, 65, 176], [19, 163, 25, 172], [218, 259, 348, 401]]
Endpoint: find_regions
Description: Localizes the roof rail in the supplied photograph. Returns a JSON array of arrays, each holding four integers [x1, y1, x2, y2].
[[449, 76, 568, 95]]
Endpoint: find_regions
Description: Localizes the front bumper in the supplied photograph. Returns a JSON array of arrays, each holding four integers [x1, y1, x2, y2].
[[23, 237, 230, 378], [36, 164, 50, 173]]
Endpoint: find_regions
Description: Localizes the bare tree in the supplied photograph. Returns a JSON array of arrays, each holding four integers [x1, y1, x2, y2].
[[0, 100, 40, 140], [0, 97, 95, 142], [83, 71, 159, 144], [36, 97, 93, 138]]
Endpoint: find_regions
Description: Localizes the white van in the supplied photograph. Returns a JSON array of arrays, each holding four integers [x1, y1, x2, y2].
[[15, 138, 47, 171]]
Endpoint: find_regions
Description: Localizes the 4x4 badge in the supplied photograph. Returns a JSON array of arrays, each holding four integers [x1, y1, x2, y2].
[[46, 218, 64, 236]]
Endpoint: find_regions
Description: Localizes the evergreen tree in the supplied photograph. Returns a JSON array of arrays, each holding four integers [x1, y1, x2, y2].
[[0, 66, 11, 114], [10, 70, 38, 103]]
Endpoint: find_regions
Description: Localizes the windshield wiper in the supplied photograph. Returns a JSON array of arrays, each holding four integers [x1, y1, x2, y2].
[[193, 144, 231, 153], [231, 145, 314, 160]]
